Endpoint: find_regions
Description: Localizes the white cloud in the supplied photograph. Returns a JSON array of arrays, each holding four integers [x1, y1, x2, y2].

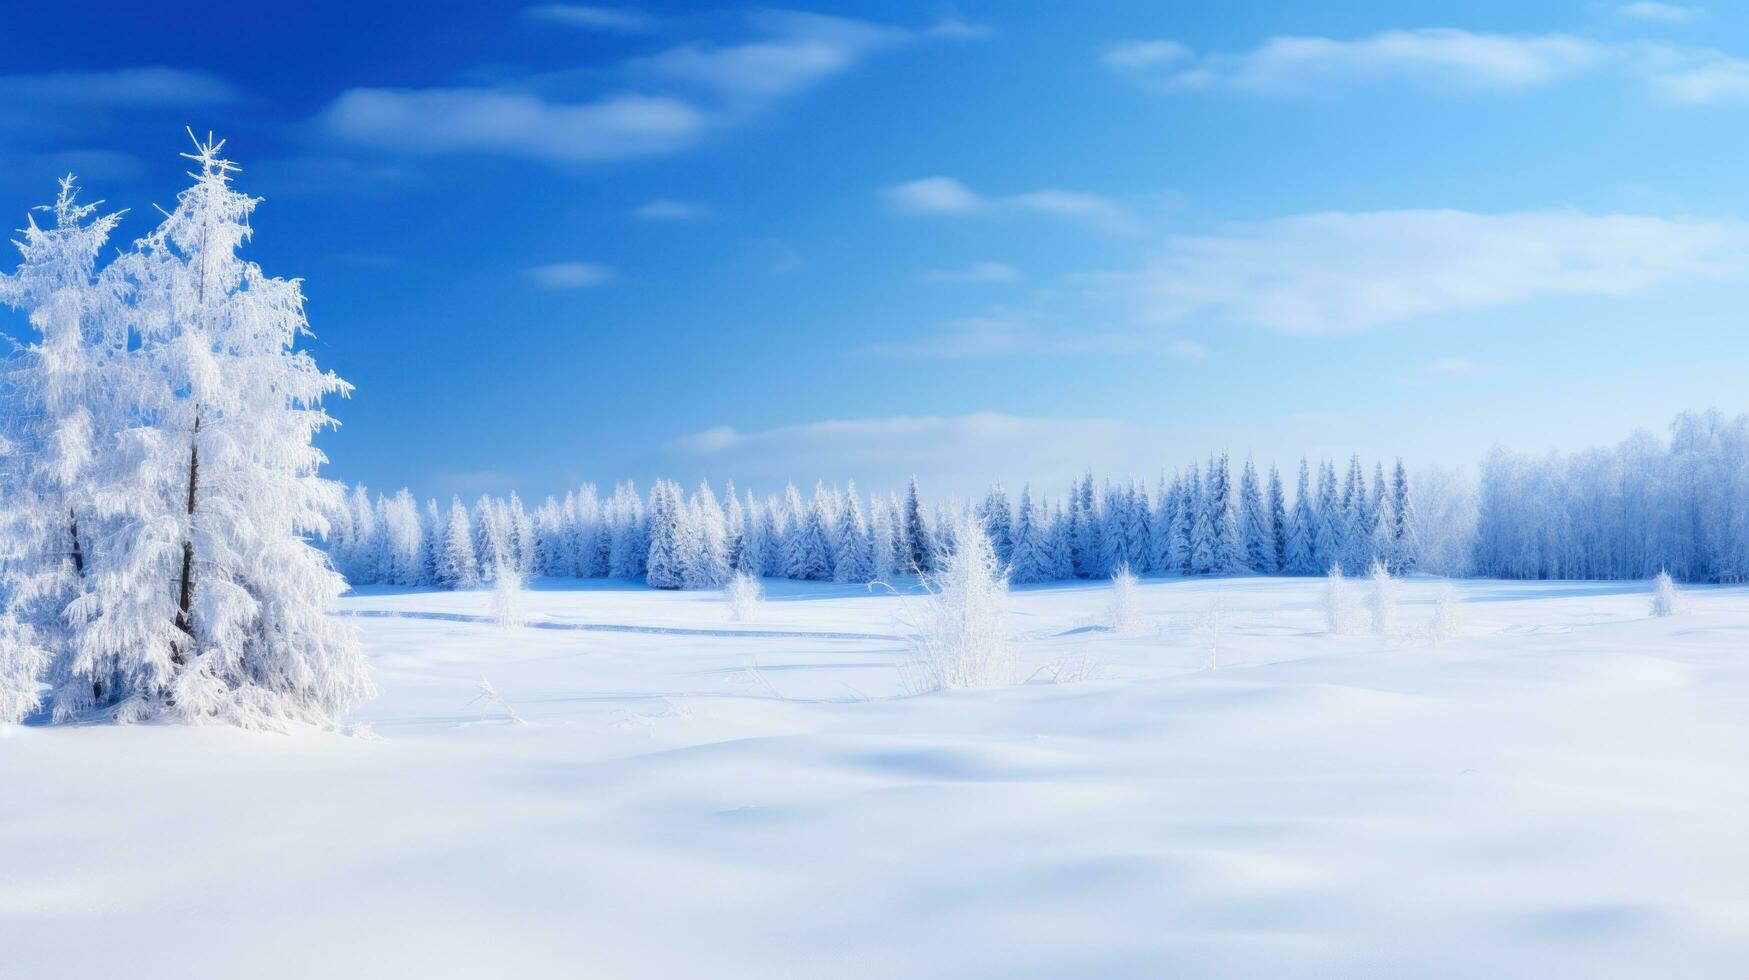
[[860, 311, 1202, 359], [669, 412, 1140, 493], [319, 89, 705, 162], [632, 198, 711, 220], [923, 261, 1019, 283], [926, 18, 993, 40], [1101, 40, 1192, 71], [1105, 28, 1749, 103], [883, 177, 1138, 231], [0, 67, 240, 106], [524, 261, 616, 288], [884, 176, 985, 214], [1105, 209, 1749, 335], [317, 10, 958, 166], [634, 11, 907, 98], [525, 4, 656, 33], [1618, 2, 1698, 23]]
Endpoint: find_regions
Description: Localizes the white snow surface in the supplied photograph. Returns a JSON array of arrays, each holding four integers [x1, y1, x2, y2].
[[3, 576, 1746, 978]]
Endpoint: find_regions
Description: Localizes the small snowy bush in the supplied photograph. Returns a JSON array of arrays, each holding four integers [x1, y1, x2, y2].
[[1430, 580, 1464, 645], [726, 571, 763, 623], [1369, 561, 1398, 636], [897, 519, 1015, 694], [1323, 564, 1354, 635], [1106, 565, 1143, 635], [1650, 570, 1683, 618], [492, 563, 525, 630]]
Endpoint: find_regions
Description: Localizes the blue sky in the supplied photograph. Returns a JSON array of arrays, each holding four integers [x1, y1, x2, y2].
[[4, 0, 1749, 499]]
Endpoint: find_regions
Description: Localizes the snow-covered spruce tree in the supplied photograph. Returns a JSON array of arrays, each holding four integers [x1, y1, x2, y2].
[[505, 491, 535, 578], [1150, 475, 1178, 573], [644, 480, 684, 589], [760, 493, 789, 578], [723, 485, 746, 573], [979, 483, 1014, 567], [1007, 486, 1051, 584], [735, 491, 768, 577], [1207, 454, 1244, 574], [471, 495, 505, 581], [1389, 459, 1420, 574], [1313, 459, 1341, 573], [868, 493, 895, 580], [345, 483, 382, 583], [0, 174, 126, 721], [1340, 455, 1369, 573], [787, 484, 837, 581], [421, 498, 443, 583], [1266, 464, 1288, 573], [436, 496, 478, 589], [1069, 473, 1101, 578], [903, 476, 933, 573], [1097, 482, 1128, 578], [897, 516, 1015, 693], [1283, 459, 1316, 575], [382, 489, 424, 586], [84, 134, 369, 725], [1239, 458, 1273, 573], [1048, 502, 1077, 579], [682, 481, 729, 589], [832, 482, 875, 583]]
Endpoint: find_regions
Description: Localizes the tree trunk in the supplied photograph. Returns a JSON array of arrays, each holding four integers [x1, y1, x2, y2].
[[68, 509, 84, 577], [172, 409, 201, 665]]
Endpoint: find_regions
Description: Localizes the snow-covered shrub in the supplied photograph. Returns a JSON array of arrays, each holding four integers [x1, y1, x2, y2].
[[897, 519, 1015, 694], [726, 571, 763, 623], [1430, 580, 1464, 645], [492, 563, 525, 630], [1323, 564, 1354, 635], [1650, 570, 1683, 618], [1369, 561, 1398, 635], [1106, 564, 1142, 635]]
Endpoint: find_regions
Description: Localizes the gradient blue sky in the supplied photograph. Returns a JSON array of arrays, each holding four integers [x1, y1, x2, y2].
[[3, 0, 1748, 498]]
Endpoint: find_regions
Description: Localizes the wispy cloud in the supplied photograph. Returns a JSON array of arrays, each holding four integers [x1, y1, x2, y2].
[[318, 10, 969, 166], [524, 261, 616, 288], [1101, 209, 1749, 335], [633, 11, 907, 99], [669, 411, 1139, 492], [1104, 28, 1749, 103], [859, 311, 1203, 359], [632, 198, 712, 220], [0, 67, 240, 107], [525, 4, 657, 33], [1617, 2, 1699, 24], [883, 176, 1139, 232], [923, 260, 1018, 283]]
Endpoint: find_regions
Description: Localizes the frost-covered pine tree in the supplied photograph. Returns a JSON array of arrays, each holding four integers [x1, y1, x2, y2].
[[1097, 482, 1128, 578], [607, 481, 645, 579], [761, 493, 789, 578], [1048, 502, 1077, 579], [1239, 458, 1273, 573], [421, 498, 443, 583], [1170, 467, 1198, 574], [1313, 459, 1341, 573], [1389, 459, 1420, 574], [869, 492, 896, 580], [1283, 459, 1317, 575], [786, 484, 836, 580], [736, 490, 768, 578], [903, 476, 933, 573], [472, 495, 506, 581], [380, 490, 424, 586], [683, 481, 730, 588], [979, 484, 1014, 566], [84, 134, 369, 725], [346, 484, 383, 583], [1069, 473, 1102, 578], [723, 485, 746, 572], [1007, 486, 1051, 584], [833, 482, 875, 583], [1150, 475, 1178, 573], [1339, 455, 1368, 572], [645, 480, 685, 589], [436, 496, 478, 589], [0, 174, 126, 721], [505, 491, 535, 577], [1266, 464, 1288, 573]]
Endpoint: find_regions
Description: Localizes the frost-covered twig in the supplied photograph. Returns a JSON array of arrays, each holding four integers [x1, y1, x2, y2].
[[471, 675, 526, 725]]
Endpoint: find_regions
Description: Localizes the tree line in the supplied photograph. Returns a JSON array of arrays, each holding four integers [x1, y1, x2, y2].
[[330, 454, 1424, 590]]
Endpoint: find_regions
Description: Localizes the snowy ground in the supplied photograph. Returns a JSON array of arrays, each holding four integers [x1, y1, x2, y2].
[[3, 576, 1747, 978]]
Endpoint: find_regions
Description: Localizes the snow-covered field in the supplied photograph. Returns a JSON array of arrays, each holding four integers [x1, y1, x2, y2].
[[3, 576, 1746, 978]]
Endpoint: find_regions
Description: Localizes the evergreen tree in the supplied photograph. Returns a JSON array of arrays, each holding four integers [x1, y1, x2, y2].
[[1266, 464, 1288, 573], [903, 476, 933, 573], [436, 497, 478, 589], [1007, 486, 1051, 583], [787, 484, 837, 580], [1239, 459, 1273, 572], [1340, 455, 1368, 572], [644, 480, 684, 589], [1283, 459, 1317, 575], [0, 174, 125, 720], [1149, 476, 1177, 573], [979, 484, 1014, 566], [1047, 503, 1077, 579], [1314, 460, 1341, 573], [1170, 466, 1198, 574], [832, 482, 875, 583], [1390, 459, 1420, 574]]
